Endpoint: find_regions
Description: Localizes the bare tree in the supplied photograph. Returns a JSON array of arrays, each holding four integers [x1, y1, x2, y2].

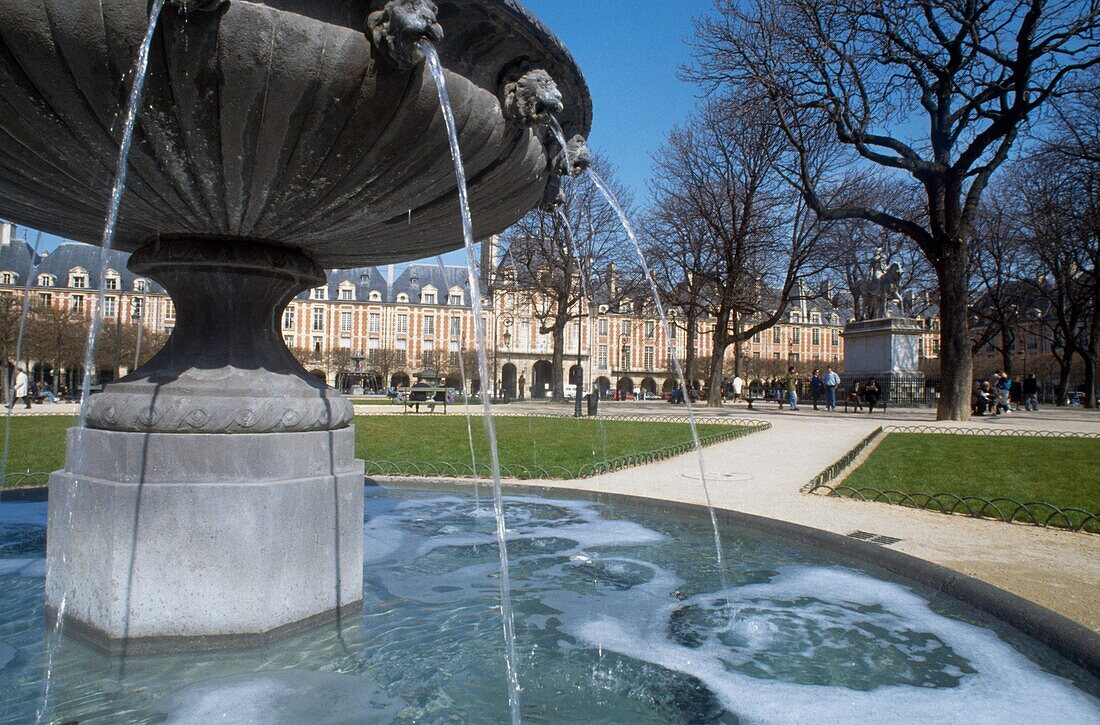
[[691, 0, 1100, 419], [369, 346, 405, 390], [501, 156, 634, 402], [647, 96, 829, 407]]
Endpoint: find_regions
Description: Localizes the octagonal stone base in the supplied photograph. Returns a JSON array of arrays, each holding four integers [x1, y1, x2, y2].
[[45, 426, 364, 654]]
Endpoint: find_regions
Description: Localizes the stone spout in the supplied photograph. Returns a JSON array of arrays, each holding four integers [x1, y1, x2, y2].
[[85, 239, 353, 434], [367, 0, 444, 69], [552, 134, 591, 177], [502, 69, 564, 127]]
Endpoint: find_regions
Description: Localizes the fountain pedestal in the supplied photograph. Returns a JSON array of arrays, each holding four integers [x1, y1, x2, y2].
[[46, 240, 364, 653]]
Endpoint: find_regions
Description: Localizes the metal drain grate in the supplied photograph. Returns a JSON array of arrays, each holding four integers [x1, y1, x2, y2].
[[846, 530, 903, 546]]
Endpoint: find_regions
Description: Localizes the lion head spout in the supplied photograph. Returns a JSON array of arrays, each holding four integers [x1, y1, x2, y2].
[[502, 70, 564, 127], [367, 0, 444, 69]]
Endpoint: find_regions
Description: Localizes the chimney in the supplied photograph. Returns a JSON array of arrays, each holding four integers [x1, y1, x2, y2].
[[0, 223, 11, 247], [608, 262, 617, 298]]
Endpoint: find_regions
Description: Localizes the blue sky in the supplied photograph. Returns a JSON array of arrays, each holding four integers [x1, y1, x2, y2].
[[9, 1, 714, 262]]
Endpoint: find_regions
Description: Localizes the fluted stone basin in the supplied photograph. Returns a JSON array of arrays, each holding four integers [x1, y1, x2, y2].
[[0, 0, 591, 265], [0, 0, 591, 651]]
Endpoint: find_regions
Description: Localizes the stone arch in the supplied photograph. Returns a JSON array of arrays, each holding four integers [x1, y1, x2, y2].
[[640, 377, 658, 395], [662, 377, 677, 394], [616, 376, 634, 395], [501, 363, 517, 400], [308, 369, 327, 384], [532, 359, 552, 399], [595, 376, 611, 399], [390, 372, 410, 388]]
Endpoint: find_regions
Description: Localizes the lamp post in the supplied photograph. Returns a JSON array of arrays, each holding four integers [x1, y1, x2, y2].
[[574, 303, 584, 418]]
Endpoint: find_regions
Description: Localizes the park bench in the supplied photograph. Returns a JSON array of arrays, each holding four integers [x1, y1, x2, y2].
[[398, 386, 451, 414], [842, 388, 887, 413], [744, 392, 784, 410]]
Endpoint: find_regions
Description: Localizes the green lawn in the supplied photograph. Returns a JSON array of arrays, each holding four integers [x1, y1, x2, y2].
[[0, 414, 747, 486], [841, 433, 1100, 527]]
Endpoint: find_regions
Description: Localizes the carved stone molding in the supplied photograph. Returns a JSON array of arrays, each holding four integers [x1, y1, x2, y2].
[[501, 69, 564, 127], [86, 239, 353, 434], [367, 0, 444, 69]]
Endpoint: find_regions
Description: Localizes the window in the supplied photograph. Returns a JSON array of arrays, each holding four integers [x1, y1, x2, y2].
[[598, 318, 609, 335], [812, 328, 820, 346], [369, 312, 381, 333], [313, 338, 323, 355], [104, 272, 119, 291], [423, 315, 435, 335], [932, 338, 940, 354], [395, 338, 407, 351], [132, 298, 143, 320], [772, 328, 781, 344], [622, 319, 632, 336], [397, 314, 408, 334], [134, 278, 148, 292], [396, 293, 409, 303], [339, 285, 355, 301], [831, 329, 839, 346], [621, 346, 631, 369], [312, 307, 325, 332], [421, 288, 437, 304], [811, 313, 821, 324], [450, 316, 461, 337], [38, 292, 52, 308], [70, 269, 88, 288], [0, 272, 14, 285], [283, 307, 296, 330], [644, 321, 655, 338], [104, 296, 118, 317], [666, 345, 677, 367], [644, 346, 655, 370], [310, 286, 327, 300], [72, 294, 85, 312], [790, 352, 800, 361], [37, 274, 55, 287], [369, 290, 382, 302], [165, 299, 176, 319], [753, 351, 760, 359], [448, 288, 464, 305], [449, 340, 460, 367], [773, 352, 780, 359], [598, 344, 608, 368], [340, 311, 353, 334], [792, 327, 800, 344]]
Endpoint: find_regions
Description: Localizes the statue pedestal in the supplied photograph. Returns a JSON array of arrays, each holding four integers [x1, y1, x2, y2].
[[842, 318, 926, 406], [46, 240, 364, 653]]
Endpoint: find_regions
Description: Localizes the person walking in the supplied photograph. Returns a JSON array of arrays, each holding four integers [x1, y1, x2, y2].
[[1022, 373, 1039, 412], [9, 367, 30, 410], [732, 374, 744, 403], [810, 369, 823, 410], [518, 373, 526, 401], [863, 377, 881, 414], [785, 366, 799, 411], [823, 365, 840, 412], [994, 372, 1012, 414]]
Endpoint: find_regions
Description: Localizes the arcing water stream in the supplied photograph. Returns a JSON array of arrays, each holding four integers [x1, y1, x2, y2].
[[421, 40, 523, 725]]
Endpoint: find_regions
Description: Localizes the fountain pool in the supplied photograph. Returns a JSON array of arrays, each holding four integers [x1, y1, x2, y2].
[[2, 486, 1097, 723]]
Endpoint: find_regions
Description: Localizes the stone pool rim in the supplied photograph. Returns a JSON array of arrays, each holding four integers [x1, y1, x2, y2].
[[5, 480, 1099, 678]]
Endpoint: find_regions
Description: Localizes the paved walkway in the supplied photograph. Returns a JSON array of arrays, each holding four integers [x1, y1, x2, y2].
[[497, 401, 1100, 632]]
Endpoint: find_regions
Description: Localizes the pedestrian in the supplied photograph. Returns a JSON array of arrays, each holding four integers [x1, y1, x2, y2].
[[1022, 373, 1039, 412], [518, 373, 526, 400], [732, 374, 744, 403], [9, 367, 30, 410], [810, 368, 823, 410], [994, 371, 1012, 414], [864, 376, 881, 414], [823, 365, 840, 411], [786, 366, 799, 411]]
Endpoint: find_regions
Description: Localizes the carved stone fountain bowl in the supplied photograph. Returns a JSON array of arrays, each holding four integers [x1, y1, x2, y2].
[[0, 0, 591, 267]]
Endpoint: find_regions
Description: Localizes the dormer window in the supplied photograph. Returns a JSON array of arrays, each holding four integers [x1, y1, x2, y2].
[[310, 286, 328, 300], [421, 286, 438, 305], [37, 274, 55, 287], [447, 287, 464, 305], [338, 283, 355, 301], [396, 293, 409, 303], [69, 268, 88, 288], [134, 278, 148, 292], [0, 271, 15, 285], [368, 291, 382, 302], [810, 313, 821, 324], [104, 270, 120, 291]]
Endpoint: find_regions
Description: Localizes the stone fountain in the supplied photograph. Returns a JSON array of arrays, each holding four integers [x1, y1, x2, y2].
[[0, 0, 590, 651]]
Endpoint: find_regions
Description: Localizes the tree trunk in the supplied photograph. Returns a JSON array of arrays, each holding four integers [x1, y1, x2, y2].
[[935, 248, 973, 421], [550, 320, 566, 403], [1000, 327, 1014, 377], [1055, 355, 1073, 405], [1085, 317, 1099, 409], [685, 316, 697, 387], [707, 308, 731, 408]]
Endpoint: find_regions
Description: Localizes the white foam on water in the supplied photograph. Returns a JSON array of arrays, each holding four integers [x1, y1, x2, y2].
[[0, 641, 15, 671], [362, 517, 408, 566], [568, 566, 1100, 724], [150, 670, 404, 724]]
